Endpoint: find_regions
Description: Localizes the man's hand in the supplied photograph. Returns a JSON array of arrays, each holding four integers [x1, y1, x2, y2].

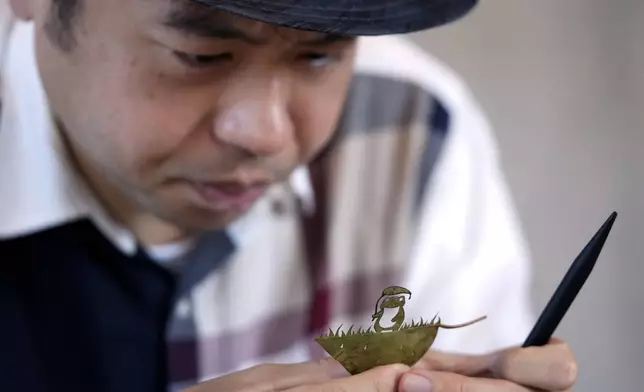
[[183, 357, 408, 392], [184, 339, 577, 392], [400, 338, 578, 392]]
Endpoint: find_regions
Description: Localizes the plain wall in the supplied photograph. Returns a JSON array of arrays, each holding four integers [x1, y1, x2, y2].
[[411, 1, 643, 390]]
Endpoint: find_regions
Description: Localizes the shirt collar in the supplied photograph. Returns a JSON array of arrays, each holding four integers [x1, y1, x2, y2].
[[0, 20, 314, 254]]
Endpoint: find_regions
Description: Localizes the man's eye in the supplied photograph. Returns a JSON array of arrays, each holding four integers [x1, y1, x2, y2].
[[301, 52, 337, 67], [173, 51, 232, 68]]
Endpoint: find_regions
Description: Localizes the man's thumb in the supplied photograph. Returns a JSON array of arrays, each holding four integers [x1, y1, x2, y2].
[[285, 364, 409, 392], [184, 357, 350, 392]]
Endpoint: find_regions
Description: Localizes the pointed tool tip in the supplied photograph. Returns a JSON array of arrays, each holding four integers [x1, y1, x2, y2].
[[602, 211, 618, 230], [586, 211, 618, 253]]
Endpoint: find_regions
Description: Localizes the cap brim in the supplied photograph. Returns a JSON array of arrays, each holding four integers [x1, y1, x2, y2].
[[190, 0, 478, 36]]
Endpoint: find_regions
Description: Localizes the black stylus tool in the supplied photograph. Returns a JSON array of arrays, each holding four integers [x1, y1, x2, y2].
[[522, 211, 618, 347]]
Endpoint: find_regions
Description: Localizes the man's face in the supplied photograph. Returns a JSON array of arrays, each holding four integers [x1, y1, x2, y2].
[[26, 0, 356, 234]]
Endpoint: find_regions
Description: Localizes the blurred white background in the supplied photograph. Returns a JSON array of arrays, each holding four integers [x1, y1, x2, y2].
[[412, 1, 643, 390]]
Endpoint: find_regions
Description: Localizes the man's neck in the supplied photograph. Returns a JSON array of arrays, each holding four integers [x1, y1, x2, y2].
[[57, 121, 193, 247]]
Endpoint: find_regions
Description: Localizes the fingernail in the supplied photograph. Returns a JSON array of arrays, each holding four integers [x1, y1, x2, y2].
[[402, 373, 434, 392]]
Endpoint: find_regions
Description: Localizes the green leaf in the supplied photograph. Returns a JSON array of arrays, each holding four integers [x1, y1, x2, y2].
[[315, 285, 487, 375]]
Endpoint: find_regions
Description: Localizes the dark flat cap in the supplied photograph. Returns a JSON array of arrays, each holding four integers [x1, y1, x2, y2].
[[190, 0, 478, 36]]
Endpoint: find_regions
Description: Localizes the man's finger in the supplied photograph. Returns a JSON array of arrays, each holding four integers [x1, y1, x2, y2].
[[184, 357, 349, 392], [284, 364, 409, 392], [413, 350, 496, 377], [491, 340, 578, 391], [400, 370, 538, 392], [414, 339, 578, 391]]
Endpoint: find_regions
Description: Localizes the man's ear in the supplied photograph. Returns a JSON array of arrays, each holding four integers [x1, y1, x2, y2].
[[9, 0, 36, 21]]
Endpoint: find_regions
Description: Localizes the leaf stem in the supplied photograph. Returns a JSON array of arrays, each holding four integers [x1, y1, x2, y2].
[[437, 316, 487, 329]]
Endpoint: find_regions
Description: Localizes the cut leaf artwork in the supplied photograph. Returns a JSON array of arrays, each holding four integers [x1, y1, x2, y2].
[[314, 286, 487, 375]]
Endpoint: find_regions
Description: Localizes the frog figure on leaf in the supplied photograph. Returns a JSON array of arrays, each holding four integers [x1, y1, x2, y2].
[[371, 286, 412, 333], [314, 286, 486, 375]]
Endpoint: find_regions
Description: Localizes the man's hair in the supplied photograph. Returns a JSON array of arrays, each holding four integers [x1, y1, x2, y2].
[[46, 0, 82, 51]]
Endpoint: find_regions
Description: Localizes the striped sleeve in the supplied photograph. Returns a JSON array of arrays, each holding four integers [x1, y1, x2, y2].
[[353, 36, 537, 353], [404, 80, 536, 353]]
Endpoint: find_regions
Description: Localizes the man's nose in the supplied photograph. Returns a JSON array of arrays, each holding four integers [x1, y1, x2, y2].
[[212, 79, 291, 158]]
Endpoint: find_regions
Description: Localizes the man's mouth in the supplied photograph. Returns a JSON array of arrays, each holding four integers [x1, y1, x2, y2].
[[190, 180, 269, 212]]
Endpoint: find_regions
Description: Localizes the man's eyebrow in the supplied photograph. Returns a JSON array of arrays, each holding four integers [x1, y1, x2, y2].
[[162, 6, 354, 46], [162, 7, 266, 44], [299, 34, 354, 46]]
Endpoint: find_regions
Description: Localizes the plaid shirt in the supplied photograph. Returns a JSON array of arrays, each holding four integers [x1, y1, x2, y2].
[[0, 4, 535, 391]]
